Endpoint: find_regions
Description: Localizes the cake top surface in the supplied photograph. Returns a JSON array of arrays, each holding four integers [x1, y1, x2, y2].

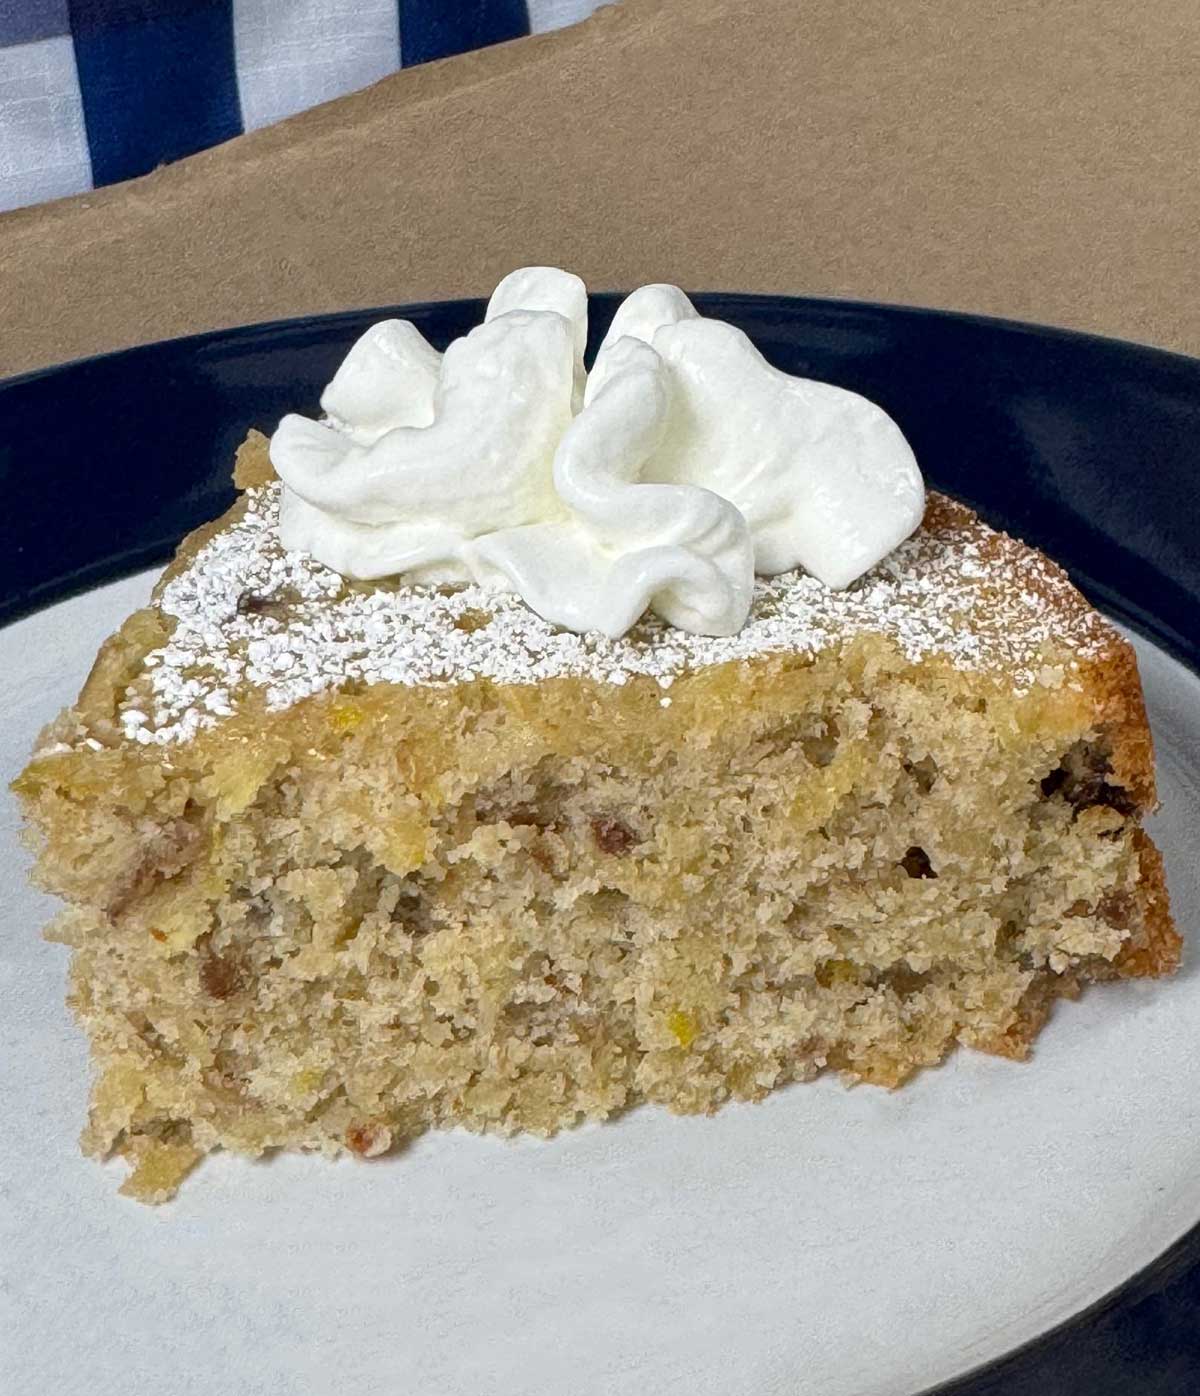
[[91, 479, 1116, 749]]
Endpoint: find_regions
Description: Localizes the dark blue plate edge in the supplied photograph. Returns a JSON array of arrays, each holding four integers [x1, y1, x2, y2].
[[7, 289, 1200, 393], [2, 295, 1197, 1395]]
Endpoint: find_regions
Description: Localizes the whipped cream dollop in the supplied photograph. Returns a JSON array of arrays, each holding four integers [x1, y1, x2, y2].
[[270, 268, 925, 637]]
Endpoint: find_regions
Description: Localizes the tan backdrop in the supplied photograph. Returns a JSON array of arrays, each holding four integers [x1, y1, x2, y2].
[[2, 0, 1198, 376]]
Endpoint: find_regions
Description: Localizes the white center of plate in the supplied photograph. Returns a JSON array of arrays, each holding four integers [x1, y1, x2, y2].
[[3, 573, 1197, 1396]]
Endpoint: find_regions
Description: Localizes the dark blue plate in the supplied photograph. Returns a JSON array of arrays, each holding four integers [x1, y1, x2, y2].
[[1, 295, 1197, 1393]]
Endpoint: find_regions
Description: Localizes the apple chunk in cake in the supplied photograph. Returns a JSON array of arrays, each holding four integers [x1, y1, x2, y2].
[[14, 436, 1177, 1202]]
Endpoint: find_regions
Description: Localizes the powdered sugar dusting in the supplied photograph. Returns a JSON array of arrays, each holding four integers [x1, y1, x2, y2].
[[110, 485, 1113, 747]]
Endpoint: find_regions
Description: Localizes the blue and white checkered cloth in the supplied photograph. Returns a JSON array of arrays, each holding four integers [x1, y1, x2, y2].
[[0, 0, 606, 213]]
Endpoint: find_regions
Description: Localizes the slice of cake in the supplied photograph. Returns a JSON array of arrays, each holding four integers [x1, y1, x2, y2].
[[14, 271, 1178, 1203]]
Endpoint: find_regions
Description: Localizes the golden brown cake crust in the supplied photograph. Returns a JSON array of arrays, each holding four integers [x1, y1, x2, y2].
[[1080, 639, 1159, 810], [230, 428, 276, 490], [1115, 832, 1180, 977], [920, 493, 1156, 810]]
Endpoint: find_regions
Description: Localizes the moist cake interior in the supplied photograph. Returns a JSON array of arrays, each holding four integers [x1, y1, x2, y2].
[[14, 435, 1178, 1202]]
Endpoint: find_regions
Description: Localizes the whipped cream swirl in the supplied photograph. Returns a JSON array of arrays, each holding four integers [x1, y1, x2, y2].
[[270, 267, 924, 637]]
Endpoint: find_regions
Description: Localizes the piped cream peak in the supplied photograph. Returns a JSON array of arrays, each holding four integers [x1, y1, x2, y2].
[[269, 267, 925, 638]]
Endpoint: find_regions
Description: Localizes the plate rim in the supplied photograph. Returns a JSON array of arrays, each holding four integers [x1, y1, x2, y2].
[[4, 291, 1199, 393]]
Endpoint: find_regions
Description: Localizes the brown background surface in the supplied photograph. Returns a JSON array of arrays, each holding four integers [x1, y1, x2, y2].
[[2, 0, 1198, 376]]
